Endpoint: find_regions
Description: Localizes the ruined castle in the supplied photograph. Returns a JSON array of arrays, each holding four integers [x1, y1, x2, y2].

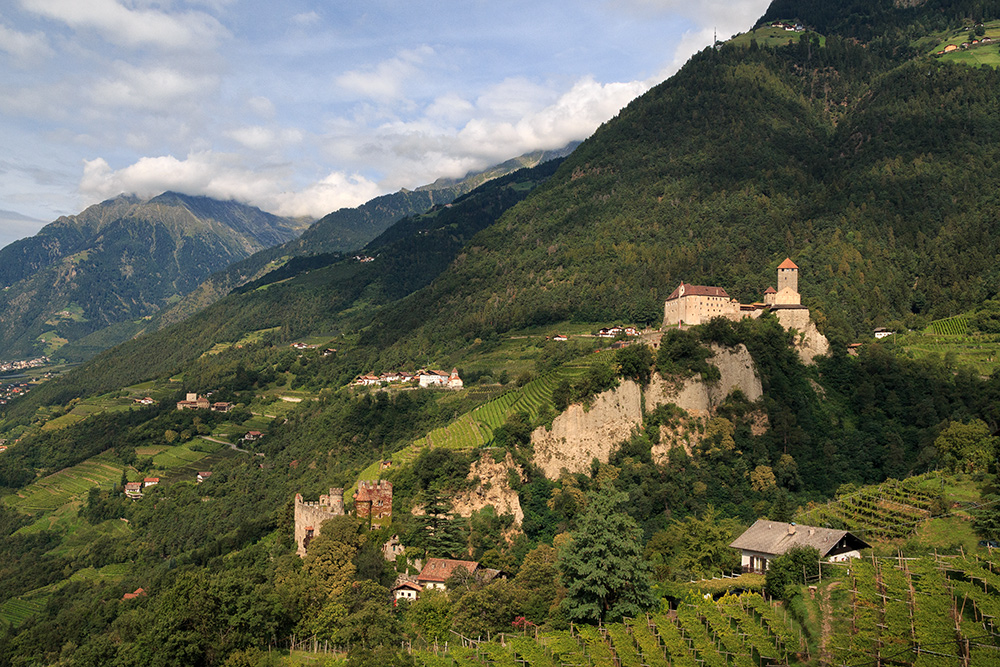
[[293, 481, 394, 557]]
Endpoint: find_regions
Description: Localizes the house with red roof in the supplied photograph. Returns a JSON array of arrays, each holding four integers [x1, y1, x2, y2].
[[416, 558, 479, 591]]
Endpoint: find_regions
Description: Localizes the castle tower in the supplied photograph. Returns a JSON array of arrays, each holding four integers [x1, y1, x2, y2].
[[294, 488, 347, 557], [354, 480, 393, 524], [774, 258, 800, 306], [320, 487, 345, 514]]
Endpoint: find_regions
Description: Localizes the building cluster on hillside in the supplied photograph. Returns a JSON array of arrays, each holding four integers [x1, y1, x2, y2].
[[769, 21, 804, 32], [175, 393, 233, 412], [0, 356, 48, 373], [293, 482, 394, 557], [597, 326, 639, 338], [663, 258, 815, 335], [937, 36, 992, 54], [124, 477, 160, 499], [391, 558, 505, 602], [0, 382, 32, 405], [354, 368, 463, 390]]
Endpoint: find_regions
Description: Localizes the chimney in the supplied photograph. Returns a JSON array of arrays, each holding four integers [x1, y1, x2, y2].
[[787, 525, 796, 535], [809, 528, 815, 536]]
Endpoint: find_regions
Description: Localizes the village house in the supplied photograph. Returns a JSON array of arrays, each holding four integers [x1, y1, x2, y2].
[[417, 558, 480, 591], [729, 520, 870, 573], [176, 393, 210, 410], [197, 471, 212, 483], [211, 401, 233, 413], [124, 482, 143, 499], [418, 370, 450, 387], [874, 328, 894, 339], [133, 397, 156, 405], [243, 430, 263, 442], [143, 477, 159, 488], [391, 580, 423, 602]]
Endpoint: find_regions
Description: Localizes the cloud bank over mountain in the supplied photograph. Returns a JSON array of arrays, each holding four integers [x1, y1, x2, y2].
[[0, 0, 770, 226]]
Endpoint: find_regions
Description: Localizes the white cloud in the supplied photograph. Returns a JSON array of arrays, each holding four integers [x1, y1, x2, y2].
[[335, 46, 435, 102], [79, 152, 380, 219], [271, 173, 381, 218], [90, 62, 219, 110], [20, 0, 227, 49], [247, 96, 276, 119], [0, 22, 53, 64], [291, 11, 321, 26], [322, 75, 648, 191], [225, 125, 304, 152]]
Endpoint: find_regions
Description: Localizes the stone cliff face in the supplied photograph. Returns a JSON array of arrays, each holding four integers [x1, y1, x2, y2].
[[531, 380, 643, 479], [451, 451, 527, 525], [530, 344, 765, 478]]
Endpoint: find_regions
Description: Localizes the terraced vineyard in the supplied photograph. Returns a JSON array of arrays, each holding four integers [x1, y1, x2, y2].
[[794, 475, 941, 540], [0, 597, 48, 628], [929, 316, 970, 336], [832, 552, 1000, 666], [411, 363, 594, 452], [408, 592, 803, 667], [2, 454, 122, 514]]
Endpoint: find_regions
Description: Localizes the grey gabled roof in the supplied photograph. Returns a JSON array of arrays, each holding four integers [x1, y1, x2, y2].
[[729, 520, 870, 557]]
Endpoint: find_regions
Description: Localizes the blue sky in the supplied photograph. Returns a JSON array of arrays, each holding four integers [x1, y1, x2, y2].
[[0, 0, 772, 247]]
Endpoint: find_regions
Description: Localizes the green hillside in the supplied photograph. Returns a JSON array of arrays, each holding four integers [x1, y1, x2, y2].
[[5, 0, 1000, 665]]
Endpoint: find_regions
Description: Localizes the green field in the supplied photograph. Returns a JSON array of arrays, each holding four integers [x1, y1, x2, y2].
[[895, 332, 1000, 376], [3, 456, 123, 514], [728, 26, 826, 48], [927, 20, 1000, 68]]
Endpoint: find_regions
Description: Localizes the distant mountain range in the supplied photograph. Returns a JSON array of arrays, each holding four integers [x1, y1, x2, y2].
[[0, 210, 45, 250], [0, 144, 578, 362], [0, 192, 307, 361]]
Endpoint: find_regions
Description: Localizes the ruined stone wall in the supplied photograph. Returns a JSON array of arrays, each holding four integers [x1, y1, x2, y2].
[[294, 488, 345, 557]]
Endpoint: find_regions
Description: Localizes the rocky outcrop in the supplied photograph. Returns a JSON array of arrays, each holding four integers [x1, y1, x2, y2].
[[646, 343, 762, 414], [530, 344, 764, 478], [451, 451, 527, 525], [531, 380, 643, 479], [773, 309, 829, 365]]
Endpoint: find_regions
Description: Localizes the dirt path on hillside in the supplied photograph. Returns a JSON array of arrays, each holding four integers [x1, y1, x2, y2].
[[818, 581, 840, 665]]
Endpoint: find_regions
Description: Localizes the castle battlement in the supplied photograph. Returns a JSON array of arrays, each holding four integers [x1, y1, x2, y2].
[[293, 488, 346, 557]]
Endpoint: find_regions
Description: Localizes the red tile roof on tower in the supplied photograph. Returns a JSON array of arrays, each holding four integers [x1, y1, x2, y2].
[[764, 286, 777, 294], [665, 282, 731, 301], [777, 258, 799, 270]]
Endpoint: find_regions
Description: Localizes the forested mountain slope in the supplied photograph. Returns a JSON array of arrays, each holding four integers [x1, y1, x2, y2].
[[0, 193, 306, 361], [145, 145, 578, 332], [3, 1, 1000, 665], [353, 33, 1000, 360], [0, 159, 565, 419]]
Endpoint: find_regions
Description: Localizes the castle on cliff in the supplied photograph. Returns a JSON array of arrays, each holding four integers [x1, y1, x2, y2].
[[663, 258, 828, 359], [664, 257, 808, 328], [293, 481, 393, 557]]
